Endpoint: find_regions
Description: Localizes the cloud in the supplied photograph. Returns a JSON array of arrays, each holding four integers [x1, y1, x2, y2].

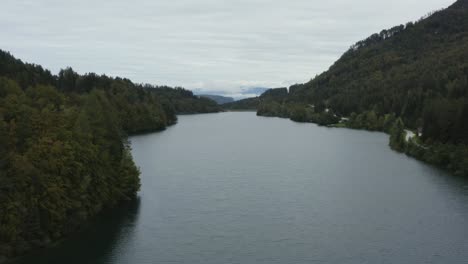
[[0, 0, 455, 94]]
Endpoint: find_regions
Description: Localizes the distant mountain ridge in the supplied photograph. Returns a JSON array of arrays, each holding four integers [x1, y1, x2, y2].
[[199, 94, 234, 104], [240, 87, 269, 96], [222, 87, 288, 110], [193, 87, 270, 100]]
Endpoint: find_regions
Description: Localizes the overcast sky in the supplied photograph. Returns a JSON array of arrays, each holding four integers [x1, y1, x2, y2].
[[1, 0, 455, 97]]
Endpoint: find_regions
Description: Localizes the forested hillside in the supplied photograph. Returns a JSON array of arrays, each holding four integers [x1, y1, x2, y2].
[[199, 95, 234, 105], [222, 88, 288, 111], [0, 50, 220, 259], [288, 0, 468, 142], [249, 0, 468, 176], [222, 97, 260, 110]]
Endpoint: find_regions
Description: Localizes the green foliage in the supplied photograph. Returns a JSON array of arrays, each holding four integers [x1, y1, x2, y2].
[[406, 141, 468, 177], [257, 100, 340, 126], [289, 105, 308, 122], [0, 50, 220, 258], [421, 98, 468, 143], [222, 88, 288, 111], [223, 97, 260, 111], [260, 87, 288, 98], [257, 100, 289, 118], [146, 86, 221, 115], [199, 95, 234, 105], [347, 111, 397, 133], [286, 2, 468, 144], [389, 118, 407, 152], [0, 81, 141, 256], [247, 2, 468, 177]]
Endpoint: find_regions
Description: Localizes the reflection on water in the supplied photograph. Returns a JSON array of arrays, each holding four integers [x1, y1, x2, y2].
[[13, 199, 141, 264]]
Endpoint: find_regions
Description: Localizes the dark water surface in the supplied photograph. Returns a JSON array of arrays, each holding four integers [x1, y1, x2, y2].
[[14, 112, 468, 263]]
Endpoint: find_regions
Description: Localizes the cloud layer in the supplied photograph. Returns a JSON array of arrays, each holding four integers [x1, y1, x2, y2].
[[1, 0, 454, 95]]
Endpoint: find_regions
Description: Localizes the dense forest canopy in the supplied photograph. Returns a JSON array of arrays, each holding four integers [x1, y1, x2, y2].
[[0, 49, 220, 258], [286, 0, 468, 144], [198, 95, 234, 105]]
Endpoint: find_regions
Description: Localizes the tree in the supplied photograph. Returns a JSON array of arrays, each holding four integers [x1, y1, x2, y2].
[[389, 118, 406, 152]]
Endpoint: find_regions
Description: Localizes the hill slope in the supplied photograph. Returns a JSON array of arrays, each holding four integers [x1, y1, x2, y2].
[[256, 0, 468, 176], [222, 88, 288, 110], [199, 94, 234, 104], [289, 0, 468, 142], [0, 50, 220, 259]]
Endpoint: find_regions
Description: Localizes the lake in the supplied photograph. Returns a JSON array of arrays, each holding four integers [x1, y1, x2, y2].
[[13, 112, 468, 263]]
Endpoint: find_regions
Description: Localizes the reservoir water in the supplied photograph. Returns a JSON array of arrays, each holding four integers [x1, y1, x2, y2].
[[14, 112, 468, 263]]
